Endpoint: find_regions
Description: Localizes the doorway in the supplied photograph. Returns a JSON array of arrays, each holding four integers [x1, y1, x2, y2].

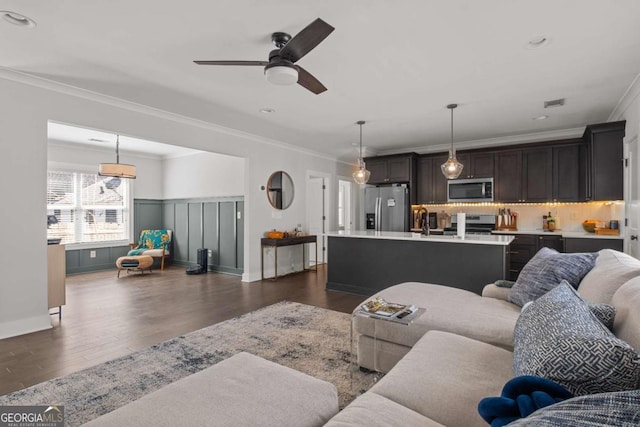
[[626, 135, 639, 258], [306, 172, 330, 265], [338, 179, 354, 231]]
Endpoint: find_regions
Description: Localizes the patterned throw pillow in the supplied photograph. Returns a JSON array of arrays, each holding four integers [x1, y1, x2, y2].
[[507, 389, 640, 426], [589, 303, 616, 330], [508, 248, 597, 307], [513, 281, 640, 396]]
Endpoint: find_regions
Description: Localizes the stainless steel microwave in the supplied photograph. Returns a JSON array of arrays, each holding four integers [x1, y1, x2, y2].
[[447, 178, 494, 202]]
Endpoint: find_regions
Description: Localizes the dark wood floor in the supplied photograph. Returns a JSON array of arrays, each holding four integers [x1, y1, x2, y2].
[[0, 264, 363, 396]]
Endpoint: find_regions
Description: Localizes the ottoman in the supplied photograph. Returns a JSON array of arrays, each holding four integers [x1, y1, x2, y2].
[[83, 352, 339, 427], [116, 255, 154, 278]]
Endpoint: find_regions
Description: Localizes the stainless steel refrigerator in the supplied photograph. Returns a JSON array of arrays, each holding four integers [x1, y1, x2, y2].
[[364, 185, 409, 232]]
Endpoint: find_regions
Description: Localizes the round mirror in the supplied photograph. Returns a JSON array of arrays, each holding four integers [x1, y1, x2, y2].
[[266, 171, 294, 210]]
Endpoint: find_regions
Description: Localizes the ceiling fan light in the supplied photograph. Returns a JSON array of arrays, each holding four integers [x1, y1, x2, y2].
[[265, 65, 298, 85]]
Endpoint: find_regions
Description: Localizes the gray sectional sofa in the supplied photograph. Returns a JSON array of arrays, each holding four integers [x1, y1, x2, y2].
[[86, 249, 640, 426], [329, 249, 640, 426]]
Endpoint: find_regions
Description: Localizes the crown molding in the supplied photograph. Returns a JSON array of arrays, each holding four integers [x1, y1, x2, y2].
[[0, 67, 339, 163], [609, 72, 640, 122], [378, 127, 585, 156]]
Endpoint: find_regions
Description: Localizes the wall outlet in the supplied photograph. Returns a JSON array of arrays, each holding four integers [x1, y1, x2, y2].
[[89, 250, 97, 258], [208, 249, 213, 256]]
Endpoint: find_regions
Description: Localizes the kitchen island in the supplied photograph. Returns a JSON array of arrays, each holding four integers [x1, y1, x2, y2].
[[326, 230, 514, 296]]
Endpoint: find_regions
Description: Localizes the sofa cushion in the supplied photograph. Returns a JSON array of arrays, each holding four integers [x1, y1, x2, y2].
[[610, 276, 640, 352], [370, 330, 514, 427], [325, 391, 445, 427], [578, 249, 640, 304], [513, 282, 640, 396], [506, 389, 640, 426], [83, 352, 338, 427], [508, 248, 597, 307], [354, 282, 521, 351]]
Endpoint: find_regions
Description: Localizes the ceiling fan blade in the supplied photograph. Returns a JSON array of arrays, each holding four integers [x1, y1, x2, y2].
[[280, 18, 334, 63], [296, 66, 327, 95], [194, 60, 269, 66]]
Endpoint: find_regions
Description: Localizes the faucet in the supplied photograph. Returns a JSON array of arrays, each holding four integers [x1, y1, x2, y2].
[[417, 206, 429, 236]]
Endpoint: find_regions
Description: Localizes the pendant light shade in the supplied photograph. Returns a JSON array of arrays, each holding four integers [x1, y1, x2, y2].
[[441, 104, 464, 180], [353, 120, 370, 185], [99, 135, 136, 179]]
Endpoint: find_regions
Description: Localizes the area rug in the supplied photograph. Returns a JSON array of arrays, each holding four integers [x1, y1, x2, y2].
[[0, 301, 375, 426]]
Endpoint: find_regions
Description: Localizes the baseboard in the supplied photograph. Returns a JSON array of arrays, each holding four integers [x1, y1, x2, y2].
[[0, 314, 52, 340]]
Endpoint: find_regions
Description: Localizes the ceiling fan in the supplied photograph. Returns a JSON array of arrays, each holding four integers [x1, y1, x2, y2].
[[194, 18, 334, 95]]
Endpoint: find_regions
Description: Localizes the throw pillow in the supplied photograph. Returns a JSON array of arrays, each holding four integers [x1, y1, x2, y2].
[[494, 279, 515, 288], [478, 375, 574, 427], [513, 281, 640, 396], [589, 303, 616, 330], [508, 247, 597, 307], [506, 389, 640, 426]]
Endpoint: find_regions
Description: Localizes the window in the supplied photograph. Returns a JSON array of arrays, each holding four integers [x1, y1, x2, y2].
[[47, 170, 130, 244]]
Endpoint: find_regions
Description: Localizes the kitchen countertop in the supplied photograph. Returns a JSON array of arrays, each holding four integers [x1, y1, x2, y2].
[[325, 230, 514, 246], [491, 229, 623, 240]]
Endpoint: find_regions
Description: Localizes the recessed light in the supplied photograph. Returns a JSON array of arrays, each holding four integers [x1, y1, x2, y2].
[[525, 35, 550, 49], [1, 11, 36, 28], [532, 115, 549, 121], [259, 108, 275, 114]]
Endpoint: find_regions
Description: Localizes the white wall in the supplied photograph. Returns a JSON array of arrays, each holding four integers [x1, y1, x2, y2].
[[48, 141, 164, 200], [0, 72, 350, 339], [162, 152, 244, 200]]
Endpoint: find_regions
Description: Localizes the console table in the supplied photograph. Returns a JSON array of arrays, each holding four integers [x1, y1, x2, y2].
[[260, 235, 318, 280]]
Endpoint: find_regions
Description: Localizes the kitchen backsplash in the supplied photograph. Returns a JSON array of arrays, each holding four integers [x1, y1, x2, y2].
[[412, 202, 625, 233]]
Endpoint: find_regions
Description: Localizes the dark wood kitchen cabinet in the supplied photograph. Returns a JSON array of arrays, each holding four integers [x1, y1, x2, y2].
[[522, 148, 553, 202], [417, 154, 448, 204], [583, 121, 625, 201], [564, 237, 623, 253], [494, 150, 523, 202], [364, 153, 417, 185], [506, 233, 564, 280], [553, 143, 587, 202], [456, 151, 495, 179]]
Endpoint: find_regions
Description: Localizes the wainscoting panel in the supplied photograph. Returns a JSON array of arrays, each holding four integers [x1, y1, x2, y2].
[[173, 203, 189, 265], [203, 203, 220, 266], [188, 203, 204, 265], [65, 246, 129, 275], [133, 199, 164, 239]]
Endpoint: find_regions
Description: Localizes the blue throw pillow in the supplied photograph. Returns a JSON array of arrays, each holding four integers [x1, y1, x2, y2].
[[508, 247, 597, 307], [478, 375, 574, 427], [513, 281, 640, 396]]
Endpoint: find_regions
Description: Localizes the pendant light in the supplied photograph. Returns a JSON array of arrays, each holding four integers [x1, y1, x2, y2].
[[353, 120, 370, 185], [440, 103, 464, 179], [98, 135, 136, 179]]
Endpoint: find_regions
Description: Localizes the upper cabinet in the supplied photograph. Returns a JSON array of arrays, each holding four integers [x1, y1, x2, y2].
[[455, 151, 495, 179], [553, 143, 587, 202], [494, 150, 523, 202], [364, 153, 417, 185], [371, 120, 625, 205], [583, 121, 625, 201], [496, 144, 585, 203], [417, 155, 449, 204]]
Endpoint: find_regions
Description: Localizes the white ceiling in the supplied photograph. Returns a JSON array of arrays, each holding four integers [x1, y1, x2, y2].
[[3, 1, 640, 160], [48, 122, 201, 157]]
